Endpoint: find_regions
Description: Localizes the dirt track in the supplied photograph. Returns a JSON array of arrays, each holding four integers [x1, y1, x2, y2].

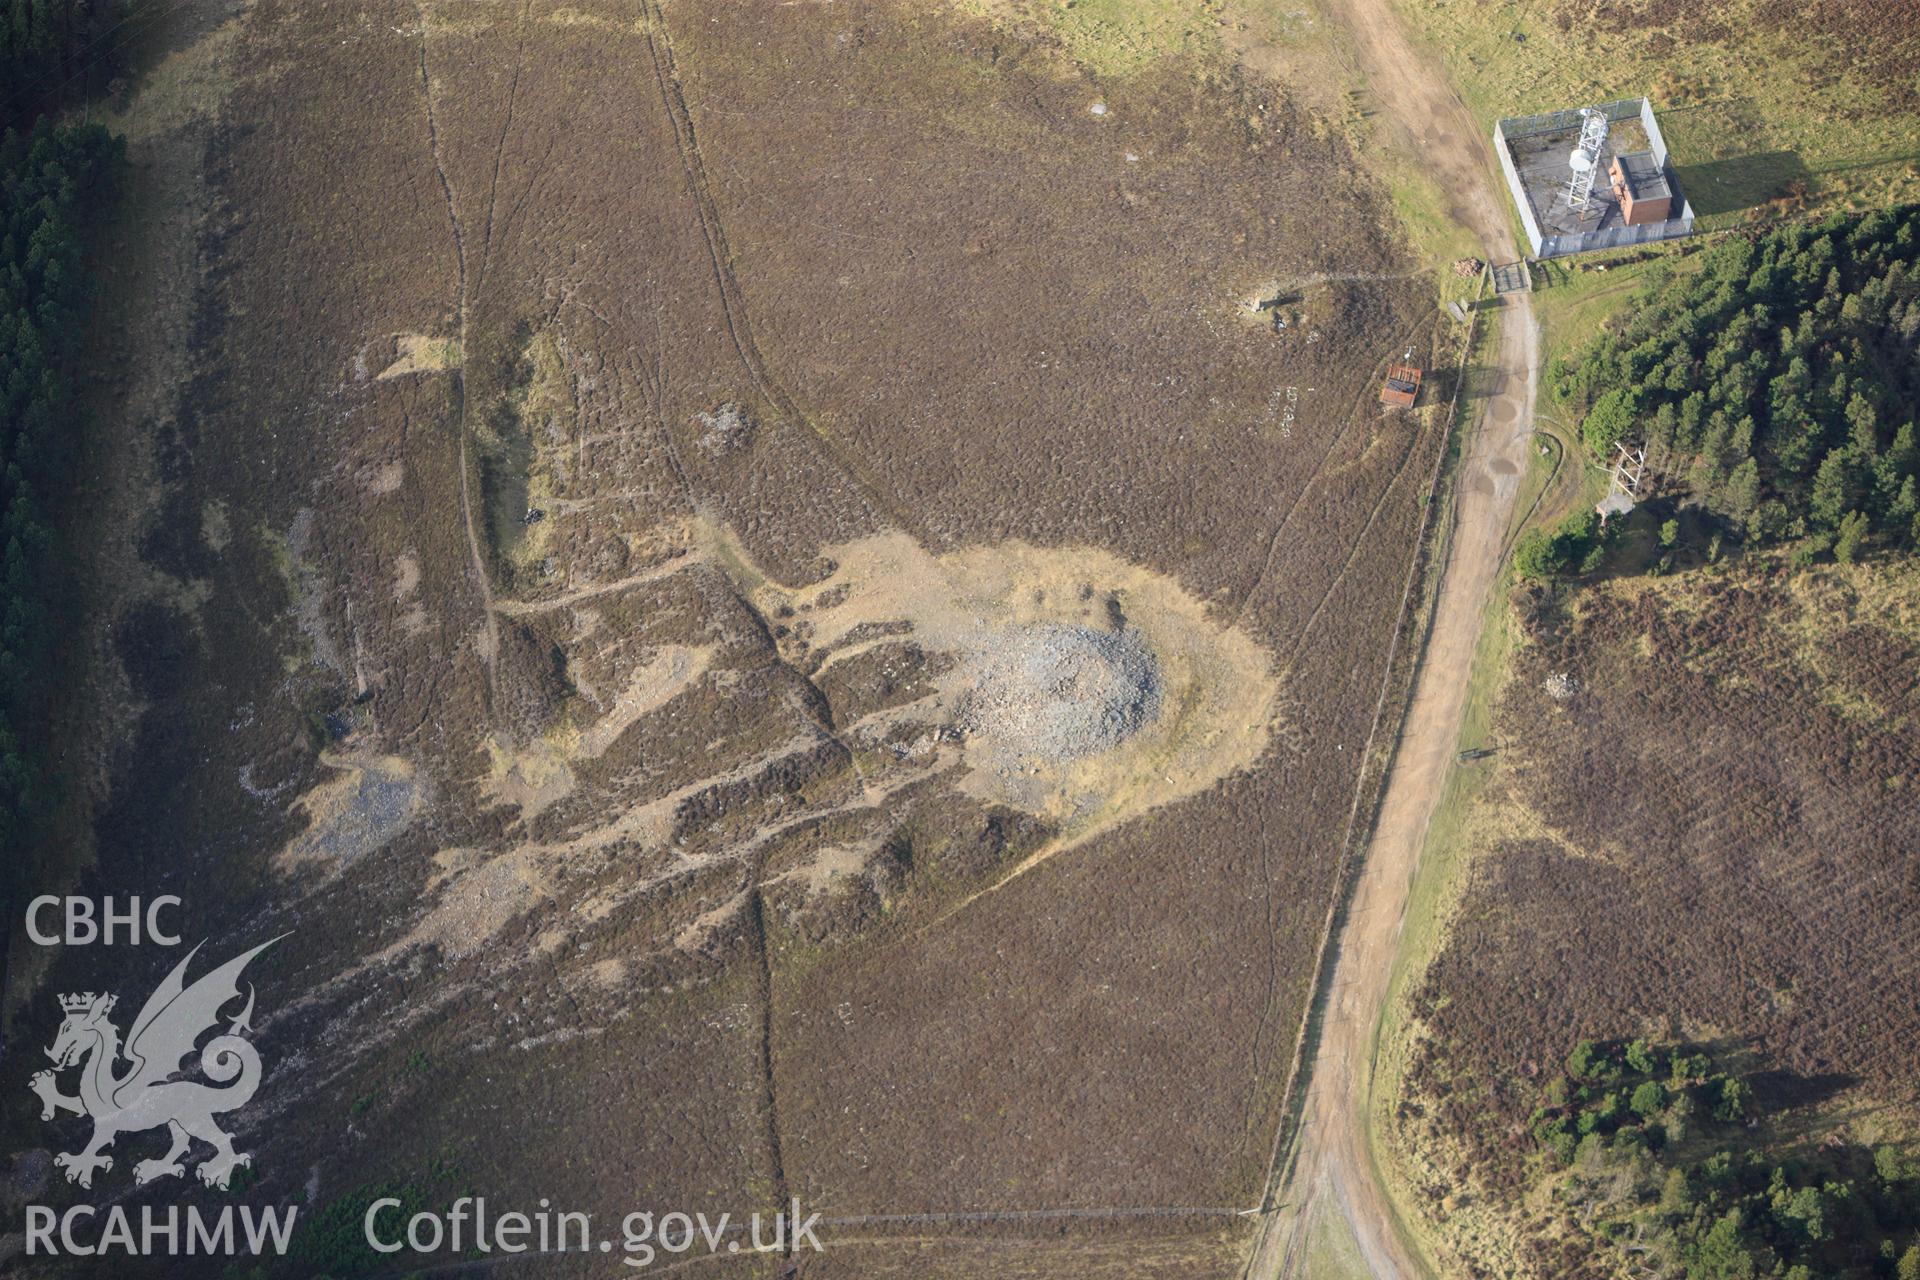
[[1247, 0, 1541, 1274]]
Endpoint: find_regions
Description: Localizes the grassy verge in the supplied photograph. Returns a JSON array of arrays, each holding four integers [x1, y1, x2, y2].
[[1374, 133, 1485, 280], [1359, 264, 1655, 1272], [1371, 568, 1511, 1053], [1304, 1202, 1373, 1280], [1529, 245, 1701, 371], [1361, 548, 1518, 1269], [1523, 242, 1705, 477], [1498, 414, 1562, 548]]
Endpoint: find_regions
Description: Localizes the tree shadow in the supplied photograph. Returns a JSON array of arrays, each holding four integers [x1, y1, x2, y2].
[[1747, 1069, 1859, 1113], [1813, 149, 1920, 177], [1692, 1035, 1861, 1120], [1673, 150, 1809, 218]]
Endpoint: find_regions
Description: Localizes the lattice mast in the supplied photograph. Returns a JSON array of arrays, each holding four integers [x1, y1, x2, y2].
[[1564, 107, 1609, 210]]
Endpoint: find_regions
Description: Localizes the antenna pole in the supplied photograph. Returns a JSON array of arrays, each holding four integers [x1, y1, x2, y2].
[[1564, 107, 1608, 211]]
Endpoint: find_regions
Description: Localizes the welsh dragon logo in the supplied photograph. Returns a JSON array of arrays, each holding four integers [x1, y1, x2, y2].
[[30, 938, 281, 1190]]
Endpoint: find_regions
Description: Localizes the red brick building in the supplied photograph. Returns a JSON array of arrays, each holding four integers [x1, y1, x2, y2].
[[1379, 359, 1420, 408], [1609, 151, 1674, 226]]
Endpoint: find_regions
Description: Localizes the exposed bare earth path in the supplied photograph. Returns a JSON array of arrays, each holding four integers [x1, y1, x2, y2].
[[1246, 0, 1541, 1275]]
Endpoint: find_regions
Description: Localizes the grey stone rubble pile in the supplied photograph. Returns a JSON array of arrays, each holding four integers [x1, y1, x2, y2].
[[956, 623, 1162, 764]]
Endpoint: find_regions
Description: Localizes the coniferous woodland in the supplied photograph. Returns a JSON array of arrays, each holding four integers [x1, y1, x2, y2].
[[1527, 1040, 1920, 1280], [2, 0, 130, 130], [0, 2, 123, 914], [1536, 207, 1920, 576]]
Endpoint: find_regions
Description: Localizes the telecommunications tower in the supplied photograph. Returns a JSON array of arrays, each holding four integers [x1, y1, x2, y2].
[[1564, 107, 1609, 210]]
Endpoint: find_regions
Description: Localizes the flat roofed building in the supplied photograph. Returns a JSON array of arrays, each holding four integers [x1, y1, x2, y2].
[[1379, 362, 1420, 408], [1609, 150, 1673, 226]]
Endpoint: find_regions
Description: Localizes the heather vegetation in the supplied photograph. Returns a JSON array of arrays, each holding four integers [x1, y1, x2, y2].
[[1528, 1040, 1920, 1280], [0, 6, 1458, 1272], [1551, 207, 1920, 566]]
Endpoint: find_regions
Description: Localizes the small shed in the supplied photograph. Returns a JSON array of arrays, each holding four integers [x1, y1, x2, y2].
[[1609, 151, 1673, 226], [1379, 350, 1421, 408]]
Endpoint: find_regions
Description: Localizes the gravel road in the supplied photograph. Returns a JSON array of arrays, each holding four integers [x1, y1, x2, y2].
[[1244, 0, 1543, 1274]]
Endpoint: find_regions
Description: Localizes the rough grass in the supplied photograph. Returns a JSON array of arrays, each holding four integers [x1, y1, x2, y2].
[[1380, 149, 1483, 279], [1369, 562, 1525, 1275], [1263, 20, 1486, 277], [1008, 0, 1224, 77], [1303, 1202, 1373, 1280], [1389, 0, 1920, 227], [957, 0, 1314, 80], [956, 0, 1484, 277]]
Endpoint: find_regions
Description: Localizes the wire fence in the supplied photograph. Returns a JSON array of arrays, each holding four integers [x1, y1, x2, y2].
[[1495, 97, 1697, 259]]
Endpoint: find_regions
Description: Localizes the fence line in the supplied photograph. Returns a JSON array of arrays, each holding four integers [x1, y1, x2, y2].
[[1495, 97, 1697, 259]]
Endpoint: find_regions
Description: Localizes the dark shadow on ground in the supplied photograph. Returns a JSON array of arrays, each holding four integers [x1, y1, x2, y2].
[[1418, 363, 1462, 406], [1749, 1069, 1859, 1113], [1674, 150, 1809, 218], [1815, 150, 1920, 176], [1429, 363, 1500, 404]]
